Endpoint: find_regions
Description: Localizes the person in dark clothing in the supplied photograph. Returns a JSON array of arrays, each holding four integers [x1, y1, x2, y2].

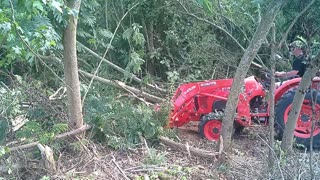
[[275, 41, 307, 78], [292, 54, 306, 77]]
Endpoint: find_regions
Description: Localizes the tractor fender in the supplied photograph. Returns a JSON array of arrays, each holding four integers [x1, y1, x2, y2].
[[274, 78, 301, 103], [274, 77, 320, 103]]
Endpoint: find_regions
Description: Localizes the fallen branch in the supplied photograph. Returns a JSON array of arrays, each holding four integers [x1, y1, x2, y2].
[[77, 42, 166, 94], [159, 136, 219, 159], [112, 158, 130, 180], [79, 70, 164, 104], [9, 124, 91, 152], [126, 167, 167, 173], [116, 80, 152, 106]]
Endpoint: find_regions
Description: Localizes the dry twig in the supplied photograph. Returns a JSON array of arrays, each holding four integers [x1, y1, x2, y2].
[[112, 158, 130, 180]]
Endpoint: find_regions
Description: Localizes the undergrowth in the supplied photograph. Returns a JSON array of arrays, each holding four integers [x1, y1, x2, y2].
[[0, 76, 173, 178], [84, 85, 170, 150], [1, 76, 171, 151]]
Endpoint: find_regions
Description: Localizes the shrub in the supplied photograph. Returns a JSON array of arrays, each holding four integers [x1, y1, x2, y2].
[[85, 93, 168, 150]]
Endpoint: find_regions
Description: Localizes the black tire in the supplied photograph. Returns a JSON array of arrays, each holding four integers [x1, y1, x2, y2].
[[199, 114, 209, 139], [275, 90, 320, 149], [199, 113, 222, 141], [234, 121, 244, 135], [199, 112, 242, 140]]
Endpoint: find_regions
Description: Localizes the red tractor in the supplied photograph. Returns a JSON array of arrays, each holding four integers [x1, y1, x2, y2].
[[169, 75, 320, 148]]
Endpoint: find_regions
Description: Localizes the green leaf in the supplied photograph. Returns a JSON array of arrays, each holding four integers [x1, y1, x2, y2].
[[24, 0, 34, 13], [133, 31, 145, 46], [0, 119, 8, 143], [12, 46, 22, 55], [33, 1, 44, 12], [51, 0, 63, 13], [123, 28, 133, 40], [128, 52, 145, 73], [99, 29, 113, 39], [203, 0, 213, 13], [0, 147, 6, 157], [49, 40, 56, 46], [0, 22, 11, 32], [196, 0, 213, 14]]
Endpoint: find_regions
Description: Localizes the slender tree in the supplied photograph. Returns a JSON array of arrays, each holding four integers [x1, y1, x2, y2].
[[268, 24, 276, 169], [63, 0, 83, 129], [280, 53, 320, 151], [221, 0, 287, 152]]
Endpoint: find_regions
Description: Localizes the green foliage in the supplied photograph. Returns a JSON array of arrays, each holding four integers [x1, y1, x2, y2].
[[0, 84, 24, 119], [0, 120, 8, 144], [84, 88, 167, 150], [16, 121, 42, 140], [0, 146, 9, 158], [52, 123, 68, 134], [0, 76, 69, 146], [126, 52, 145, 74], [143, 148, 167, 165], [135, 164, 192, 180], [196, 0, 213, 14], [0, 82, 26, 143], [16, 121, 68, 144], [0, 0, 63, 68]]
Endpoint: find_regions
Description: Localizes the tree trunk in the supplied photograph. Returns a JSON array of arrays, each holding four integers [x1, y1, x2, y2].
[[105, 0, 109, 30], [281, 55, 320, 151], [63, 0, 83, 129], [143, 17, 156, 76], [221, 0, 287, 153], [268, 24, 276, 169], [147, 20, 155, 76]]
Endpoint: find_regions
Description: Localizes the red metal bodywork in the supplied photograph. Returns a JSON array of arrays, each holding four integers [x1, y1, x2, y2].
[[169, 76, 320, 131]]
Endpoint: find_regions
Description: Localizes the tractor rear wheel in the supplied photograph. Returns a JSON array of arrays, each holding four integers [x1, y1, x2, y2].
[[275, 90, 320, 149], [199, 113, 223, 141]]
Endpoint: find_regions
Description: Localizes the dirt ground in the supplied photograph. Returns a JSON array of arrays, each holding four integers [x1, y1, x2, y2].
[[3, 125, 319, 180]]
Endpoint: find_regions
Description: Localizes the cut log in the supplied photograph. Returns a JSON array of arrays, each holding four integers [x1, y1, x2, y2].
[[159, 136, 219, 159], [37, 144, 56, 173]]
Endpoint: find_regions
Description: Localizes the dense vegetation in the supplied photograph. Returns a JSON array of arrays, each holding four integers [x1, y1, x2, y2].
[[0, 0, 320, 179]]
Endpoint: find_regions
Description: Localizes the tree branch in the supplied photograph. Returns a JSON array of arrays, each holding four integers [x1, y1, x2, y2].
[[79, 70, 164, 104], [9, 124, 91, 152]]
